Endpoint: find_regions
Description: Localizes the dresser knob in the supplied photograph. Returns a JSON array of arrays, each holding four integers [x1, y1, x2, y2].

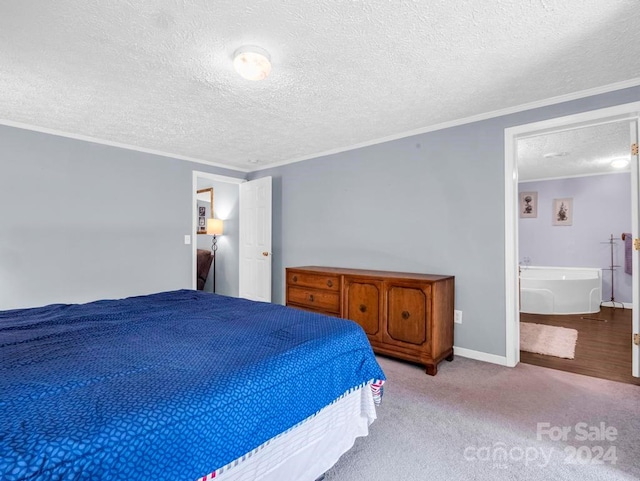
[[327, 280, 333, 287], [292, 276, 298, 282], [359, 304, 367, 313], [309, 294, 314, 302], [402, 311, 410, 320]]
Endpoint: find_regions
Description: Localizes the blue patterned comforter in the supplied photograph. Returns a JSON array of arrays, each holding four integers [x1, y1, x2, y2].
[[0, 290, 385, 480]]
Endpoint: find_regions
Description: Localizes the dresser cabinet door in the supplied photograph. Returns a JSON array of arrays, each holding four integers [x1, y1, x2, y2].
[[383, 282, 431, 352], [344, 278, 383, 340]]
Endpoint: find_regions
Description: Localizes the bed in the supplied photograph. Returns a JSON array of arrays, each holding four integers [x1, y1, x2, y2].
[[0, 290, 385, 480]]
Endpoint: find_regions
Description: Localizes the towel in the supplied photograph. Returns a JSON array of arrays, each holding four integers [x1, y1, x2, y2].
[[623, 233, 632, 275]]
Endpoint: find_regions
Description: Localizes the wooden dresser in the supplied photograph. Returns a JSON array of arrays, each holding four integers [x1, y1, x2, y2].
[[286, 266, 455, 375]]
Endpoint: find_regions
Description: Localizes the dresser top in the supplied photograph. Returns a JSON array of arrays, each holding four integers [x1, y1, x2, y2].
[[287, 266, 454, 282]]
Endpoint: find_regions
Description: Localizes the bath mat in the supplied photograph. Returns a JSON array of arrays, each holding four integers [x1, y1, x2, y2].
[[520, 322, 578, 359]]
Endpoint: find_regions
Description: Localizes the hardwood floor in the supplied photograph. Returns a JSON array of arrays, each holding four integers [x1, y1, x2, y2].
[[520, 307, 640, 386]]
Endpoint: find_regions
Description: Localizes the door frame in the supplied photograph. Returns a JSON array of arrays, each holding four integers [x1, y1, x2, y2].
[[191, 171, 245, 291], [504, 102, 640, 368]]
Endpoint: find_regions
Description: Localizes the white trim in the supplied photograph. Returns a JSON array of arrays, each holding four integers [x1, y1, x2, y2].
[[0, 118, 250, 173], [520, 170, 630, 184], [504, 128, 520, 368], [454, 346, 509, 367], [504, 103, 640, 139], [630, 120, 640, 377], [194, 172, 246, 185], [504, 101, 640, 370], [251, 78, 640, 172], [600, 302, 633, 309], [191, 171, 246, 291], [2, 79, 638, 174]]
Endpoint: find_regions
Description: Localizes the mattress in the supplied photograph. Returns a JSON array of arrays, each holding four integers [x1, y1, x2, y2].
[[0, 290, 385, 480], [201, 384, 378, 481]]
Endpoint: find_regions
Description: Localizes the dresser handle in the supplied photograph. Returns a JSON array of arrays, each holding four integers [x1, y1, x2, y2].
[[327, 280, 333, 287], [359, 304, 367, 313], [309, 294, 314, 302], [402, 311, 410, 320], [292, 276, 298, 282]]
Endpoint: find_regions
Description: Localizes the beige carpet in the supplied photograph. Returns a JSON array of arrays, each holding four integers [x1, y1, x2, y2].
[[325, 356, 640, 481], [520, 322, 578, 359]]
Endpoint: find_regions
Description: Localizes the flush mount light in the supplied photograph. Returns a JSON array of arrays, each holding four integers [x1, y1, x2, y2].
[[233, 46, 271, 81], [610, 157, 630, 169], [543, 152, 570, 159]]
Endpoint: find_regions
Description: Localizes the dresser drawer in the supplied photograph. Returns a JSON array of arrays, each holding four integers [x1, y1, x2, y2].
[[288, 304, 340, 318], [287, 271, 340, 291], [287, 286, 340, 312]]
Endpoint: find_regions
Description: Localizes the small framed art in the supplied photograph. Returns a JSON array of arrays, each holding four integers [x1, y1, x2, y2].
[[552, 198, 573, 226], [519, 192, 537, 218], [196, 187, 214, 234]]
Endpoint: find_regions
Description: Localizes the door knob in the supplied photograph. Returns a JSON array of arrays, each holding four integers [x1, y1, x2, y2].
[[262, 251, 269, 257]]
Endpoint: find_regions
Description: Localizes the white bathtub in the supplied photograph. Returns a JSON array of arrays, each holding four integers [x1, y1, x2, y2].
[[520, 266, 602, 315]]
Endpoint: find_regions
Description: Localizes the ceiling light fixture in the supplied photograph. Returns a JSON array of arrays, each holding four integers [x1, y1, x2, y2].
[[233, 46, 271, 81], [610, 158, 630, 169], [542, 152, 570, 159]]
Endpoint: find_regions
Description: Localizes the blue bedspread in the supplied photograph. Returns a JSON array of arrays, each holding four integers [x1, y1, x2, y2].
[[0, 290, 385, 480]]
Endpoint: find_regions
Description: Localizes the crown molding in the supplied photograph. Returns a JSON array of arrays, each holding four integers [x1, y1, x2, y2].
[[251, 78, 640, 172], [0, 119, 250, 173]]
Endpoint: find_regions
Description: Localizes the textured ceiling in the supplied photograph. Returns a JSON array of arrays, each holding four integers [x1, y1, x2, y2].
[[518, 121, 631, 182], [0, 1, 638, 171]]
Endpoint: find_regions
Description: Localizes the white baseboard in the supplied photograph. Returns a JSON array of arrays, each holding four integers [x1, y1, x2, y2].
[[453, 346, 509, 366], [600, 301, 633, 309]]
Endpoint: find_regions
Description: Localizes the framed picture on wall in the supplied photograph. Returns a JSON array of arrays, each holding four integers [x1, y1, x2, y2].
[[519, 192, 538, 218], [196, 187, 214, 234], [552, 198, 573, 226]]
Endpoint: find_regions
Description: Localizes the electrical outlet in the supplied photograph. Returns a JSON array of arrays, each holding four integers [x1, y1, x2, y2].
[[184, 235, 191, 245], [454, 310, 463, 324]]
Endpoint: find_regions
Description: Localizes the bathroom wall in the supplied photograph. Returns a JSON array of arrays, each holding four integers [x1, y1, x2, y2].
[[519, 173, 632, 304]]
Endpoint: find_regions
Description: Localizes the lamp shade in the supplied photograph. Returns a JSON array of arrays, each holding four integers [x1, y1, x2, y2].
[[206, 218, 224, 236]]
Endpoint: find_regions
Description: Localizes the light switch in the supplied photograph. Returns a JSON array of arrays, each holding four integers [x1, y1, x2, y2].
[[184, 235, 191, 245]]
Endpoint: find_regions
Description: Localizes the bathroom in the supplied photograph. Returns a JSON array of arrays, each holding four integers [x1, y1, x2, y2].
[[517, 121, 636, 384]]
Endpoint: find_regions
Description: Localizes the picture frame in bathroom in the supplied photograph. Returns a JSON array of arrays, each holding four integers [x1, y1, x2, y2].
[[552, 197, 573, 226], [519, 191, 537, 218]]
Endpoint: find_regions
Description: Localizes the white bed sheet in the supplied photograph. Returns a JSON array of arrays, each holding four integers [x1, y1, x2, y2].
[[197, 385, 378, 481]]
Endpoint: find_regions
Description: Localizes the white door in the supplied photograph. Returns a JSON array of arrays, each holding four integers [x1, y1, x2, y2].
[[631, 121, 639, 377], [239, 176, 272, 302]]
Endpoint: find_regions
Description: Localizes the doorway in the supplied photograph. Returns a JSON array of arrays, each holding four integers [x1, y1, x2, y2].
[[191, 172, 273, 302], [504, 102, 640, 381], [192, 172, 244, 296], [516, 121, 637, 384]]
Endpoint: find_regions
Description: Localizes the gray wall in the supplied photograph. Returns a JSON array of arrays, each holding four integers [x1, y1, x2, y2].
[[249, 86, 640, 358], [520, 173, 632, 303], [0, 125, 245, 310], [196, 178, 240, 297], [2, 87, 637, 357]]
